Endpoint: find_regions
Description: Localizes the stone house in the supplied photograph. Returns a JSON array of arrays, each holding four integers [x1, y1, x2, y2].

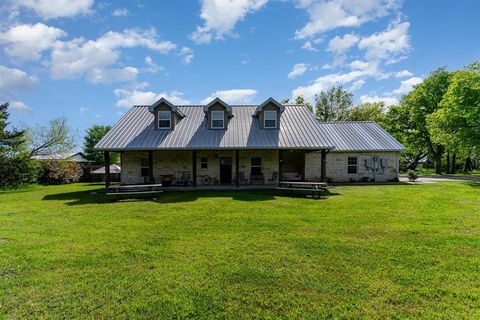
[[94, 97, 404, 186]]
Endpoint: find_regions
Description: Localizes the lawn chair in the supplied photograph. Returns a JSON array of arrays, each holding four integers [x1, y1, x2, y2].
[[268, 171, 279, 184], [175, 172, 190, 186]]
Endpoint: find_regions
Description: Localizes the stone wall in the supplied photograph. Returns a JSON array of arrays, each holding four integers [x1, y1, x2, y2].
[[305, 151, 400, 182], [121, 150, 279, 185]]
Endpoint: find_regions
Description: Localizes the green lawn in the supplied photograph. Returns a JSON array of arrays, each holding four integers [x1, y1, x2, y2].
[[1, 183, 479, 319]]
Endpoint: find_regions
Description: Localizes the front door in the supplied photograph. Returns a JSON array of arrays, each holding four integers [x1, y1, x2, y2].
[[220, 157, 232, 184]]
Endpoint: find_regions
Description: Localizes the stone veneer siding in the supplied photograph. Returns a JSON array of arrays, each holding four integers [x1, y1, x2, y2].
[[305, 151, 400, 182], [121, 150, 279, 185]]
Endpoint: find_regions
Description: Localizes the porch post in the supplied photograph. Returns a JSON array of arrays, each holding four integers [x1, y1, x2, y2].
[[148, 150, 154, 183], [235, 150, 240, 187], [320, 149, 327, 182], [104, 151, 110, 187], [279, 150, 283, 181], [192, 150, 197, 187]]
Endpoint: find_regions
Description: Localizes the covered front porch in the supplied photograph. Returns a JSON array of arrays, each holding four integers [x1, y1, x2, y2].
[[103, 149, 328, 188]]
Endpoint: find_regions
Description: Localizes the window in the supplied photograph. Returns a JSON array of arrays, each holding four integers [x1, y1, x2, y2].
[[201, 157, 208, 169], [347, 157, 358, 174], [211, 111, 224, 129], [251, 157, 262, 175], [264, 110, 277, 128], [140, 158, 149, 177], [158, 111, 171, 128]]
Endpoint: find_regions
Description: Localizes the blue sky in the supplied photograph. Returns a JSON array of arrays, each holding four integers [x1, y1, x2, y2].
[[1, 0, 479, 146]]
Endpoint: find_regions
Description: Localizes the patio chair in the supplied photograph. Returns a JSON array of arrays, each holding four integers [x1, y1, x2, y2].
[[236, 171, 248, 185], [268, 171, 279, 183], [175, 172, 190, 186]]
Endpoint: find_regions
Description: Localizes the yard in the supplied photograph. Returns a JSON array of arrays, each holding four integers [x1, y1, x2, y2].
[[0, 182, 479, 319]]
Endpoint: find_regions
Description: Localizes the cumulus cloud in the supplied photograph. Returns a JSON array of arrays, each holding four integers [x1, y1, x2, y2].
[[144, 56, 164, 73], [191, 0, 268, 44], [179, 47, 194, 64], [327, 33, 359, 65], [0, 23, 66, 61], [288, 63, 309, 79], [9, 100, 32, 112], [12, 0, 94, 19], [85, 67, 139, 84], [358, 20, 410, 62], [359, 94, 398, 106], [391, 76, 423, 95], [112, 8, 129, 17], [200, 89, 257, 104], [0, 65, 38, 96], [50, 28, 176, 82], [294, 0, 401, 39], [114, 89, 191, 107], [395, 70, 413, 78]]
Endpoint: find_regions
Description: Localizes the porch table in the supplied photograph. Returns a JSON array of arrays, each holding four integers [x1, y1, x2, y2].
[[277, 181, 328, 198], [106, 183, 163, 196]]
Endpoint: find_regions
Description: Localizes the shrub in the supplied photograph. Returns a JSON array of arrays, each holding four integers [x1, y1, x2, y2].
[[407, 170, 419, 182], [38, 160, 83, 185], [360, 177, 370, 182], [0, 155, 39, 188]]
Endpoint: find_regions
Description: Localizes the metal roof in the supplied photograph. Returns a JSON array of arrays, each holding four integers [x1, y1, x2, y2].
[[91, 164, 121, 174], [94, 105, 336, 151], [31, 152, 90, 161], [317, 121, 405, 152]]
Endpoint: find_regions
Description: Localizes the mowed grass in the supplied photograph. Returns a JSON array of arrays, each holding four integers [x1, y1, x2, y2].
[[0, 182, 479, 319]]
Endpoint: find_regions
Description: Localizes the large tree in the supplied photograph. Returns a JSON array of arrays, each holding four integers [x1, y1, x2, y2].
[[83, 125, 119, 164], [315, 86, 353, 121], [346, 102, 386, 126], [401, 68, 451, 174], [27, 117, 76, 157]]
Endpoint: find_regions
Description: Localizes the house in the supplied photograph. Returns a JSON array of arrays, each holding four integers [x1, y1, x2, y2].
[[94, 97, 404, 187], [32, 152, 90, 163]]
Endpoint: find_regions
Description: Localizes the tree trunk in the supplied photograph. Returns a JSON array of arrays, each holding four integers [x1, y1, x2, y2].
[[446, 153, 451, 174], [464, 157, 473, 172], [434, 148, 443, 175], [451, 153, 456, 174]]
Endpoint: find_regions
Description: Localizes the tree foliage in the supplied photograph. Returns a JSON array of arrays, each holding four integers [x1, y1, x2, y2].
[[83, 125, 118, 164], [281, 95, 314, 113], [315, 86, 353, 121], [346, 102, 386, 125], [27, 117, 76, 157]]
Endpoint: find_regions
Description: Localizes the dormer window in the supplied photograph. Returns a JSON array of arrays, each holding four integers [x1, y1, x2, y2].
[[158, 111, 171, 128], [211, 111, 225, 129], [264, 111, 277, 128]]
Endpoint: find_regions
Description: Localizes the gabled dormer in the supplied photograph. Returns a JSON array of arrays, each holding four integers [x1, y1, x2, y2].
[[254, 98, 285, 129], [148, 98, 185, 130], [203, 98, 233, 129]]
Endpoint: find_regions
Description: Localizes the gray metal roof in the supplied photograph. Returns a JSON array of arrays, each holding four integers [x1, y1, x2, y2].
[[31, 152, 90, 161], [94, 105, 335, 151], [317, 121, 405, 152], [91, 164, 121, 174]]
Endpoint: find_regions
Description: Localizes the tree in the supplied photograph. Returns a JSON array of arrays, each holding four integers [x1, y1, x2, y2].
[[27, 117, 76, 157], [281, 96, 314, 113], [83, 125, 119, 164], [315, 86, 353, 121], [401, 68, 451, 174], [346, 102, 386, 126], [0, 103, 38, 187]]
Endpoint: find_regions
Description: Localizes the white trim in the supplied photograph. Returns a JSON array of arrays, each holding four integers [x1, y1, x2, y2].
[[158, 110, 171, 129], [264, 110, 277, 129], [211, 111, 225, 129]]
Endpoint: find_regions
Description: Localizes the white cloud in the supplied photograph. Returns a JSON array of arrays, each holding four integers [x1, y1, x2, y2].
[[349, 79, 365, 91], [79, 107, 90, 113], [112, 8, 129, 17], [114, 89, 191, 107], [85, 67, 139, 84], [9, 100, 32, 112], [13, 0, 94, 19], [144, 56, 164, 73], [395, 70, 413, 78], [0, 65, 38, 96], [391, 76, 422, 95], [301, 41, 318, 52], [179, 47, 194, 64], [360, 94, 398, 106], [295, 0, 401, 39], [288, 63, 309, 79], [358, 20, 410, 61], [327, 32, 359, 65], [50, 28, 176, 81], [0, 23, 66, 61], [191, 0, 268, 44], [200, 89, 257, 104]]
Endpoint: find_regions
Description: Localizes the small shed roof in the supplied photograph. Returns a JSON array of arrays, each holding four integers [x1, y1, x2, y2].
[[32, 152, 90, 162], [91, 164, 121, 174]]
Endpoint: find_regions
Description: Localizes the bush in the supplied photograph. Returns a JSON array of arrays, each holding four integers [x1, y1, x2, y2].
[[407, 170, 419, 182], [38, 160, 83, 185], [0, 155, 39, 188]]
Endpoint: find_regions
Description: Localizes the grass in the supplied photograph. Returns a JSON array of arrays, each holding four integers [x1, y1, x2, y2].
[[414, 167, 480, 176], [0, 182, 479, 319]]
